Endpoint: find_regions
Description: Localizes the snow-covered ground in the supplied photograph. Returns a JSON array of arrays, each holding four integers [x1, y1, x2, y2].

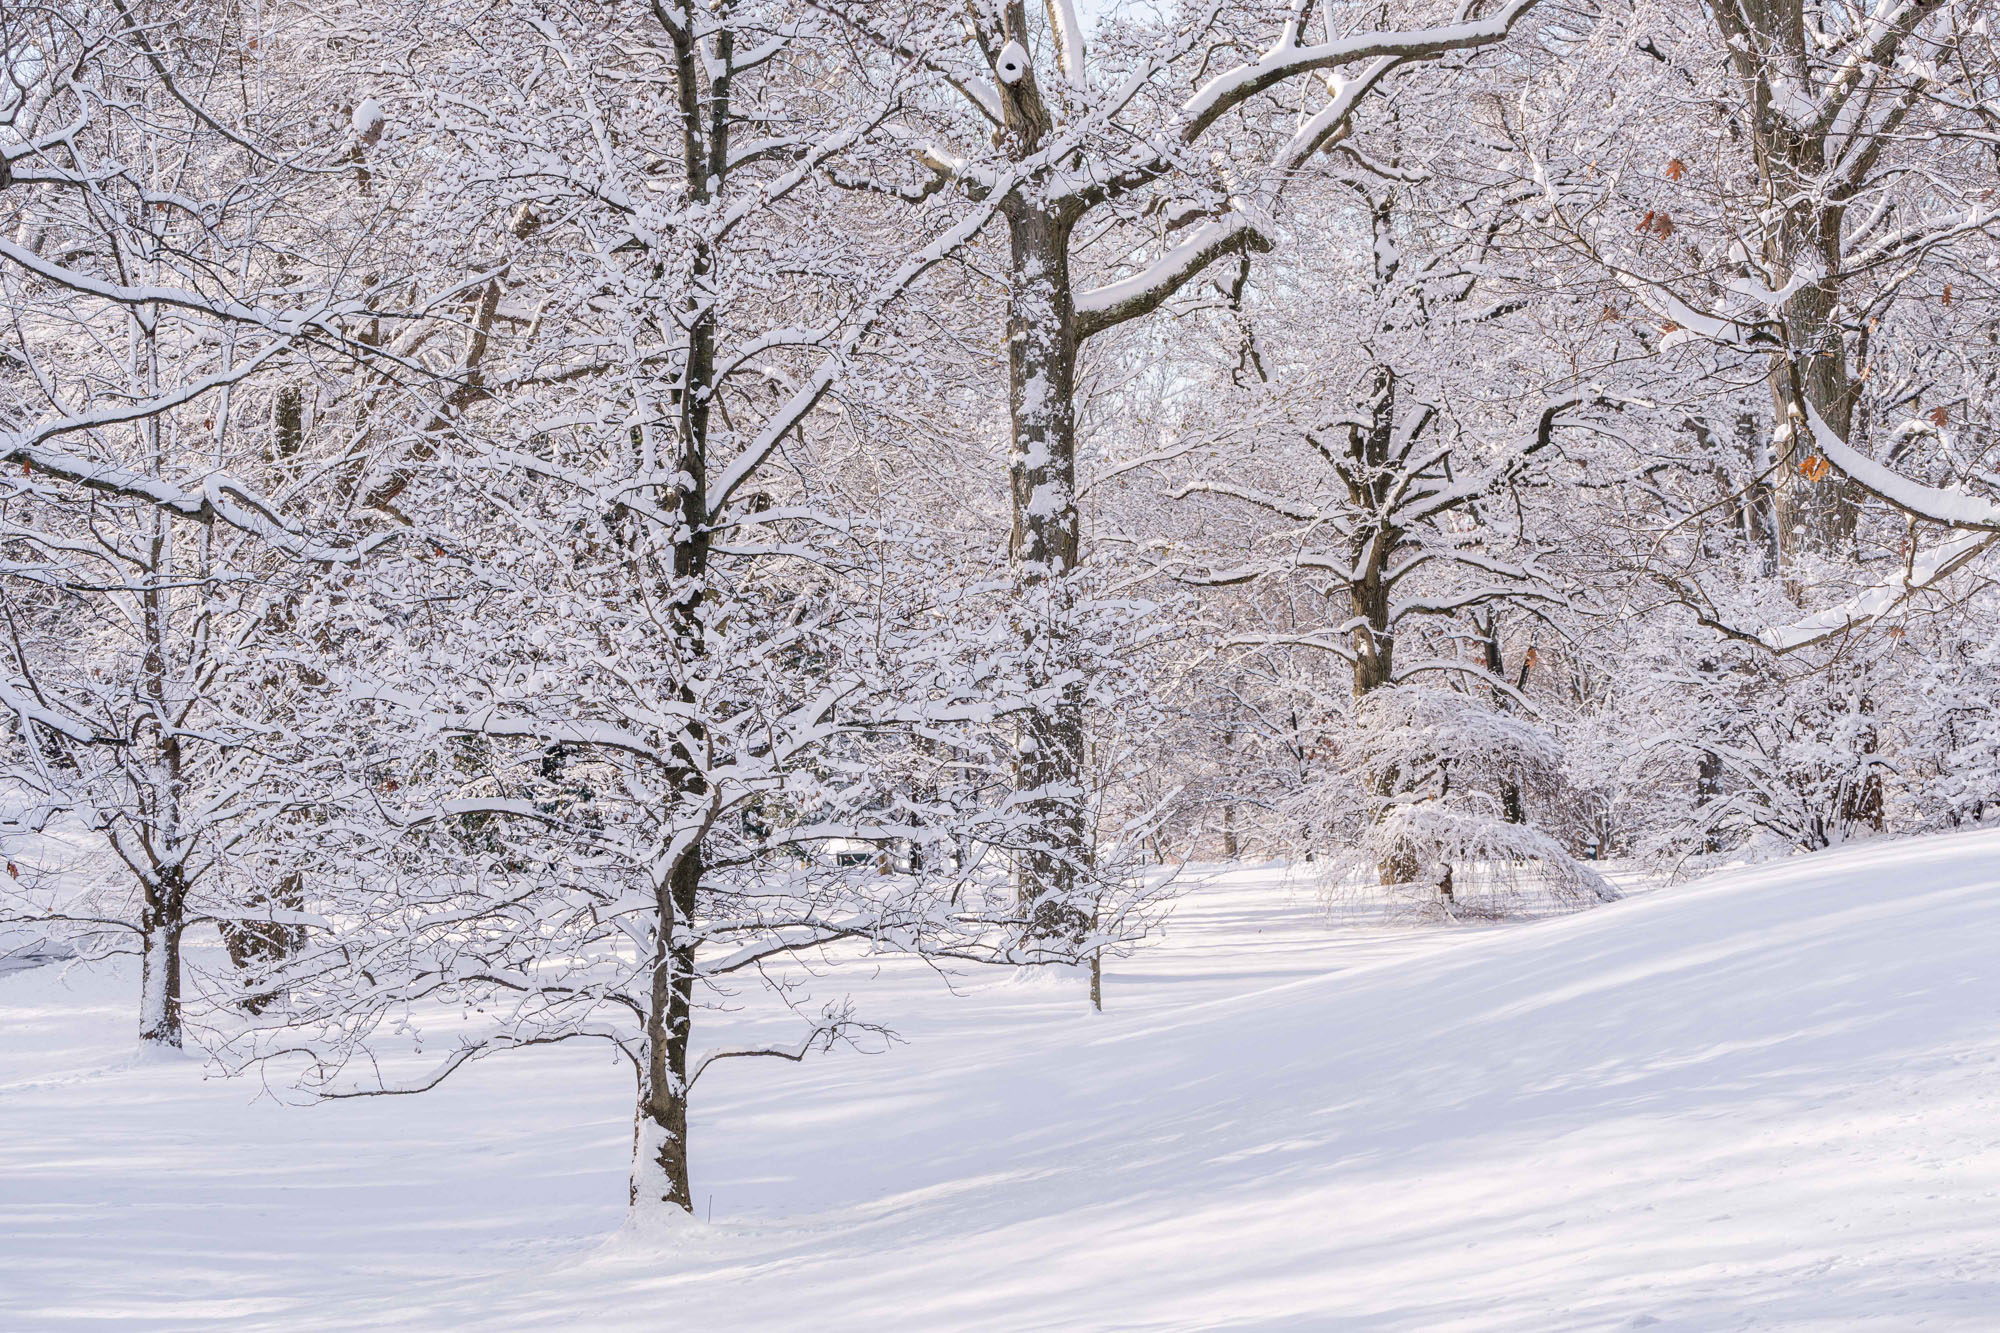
[[6, 834, 2000, 1330]]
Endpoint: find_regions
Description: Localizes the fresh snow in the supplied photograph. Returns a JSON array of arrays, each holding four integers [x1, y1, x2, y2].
[[7, 834, 2000, 1329]]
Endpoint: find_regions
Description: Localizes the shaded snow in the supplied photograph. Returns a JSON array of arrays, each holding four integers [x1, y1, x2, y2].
[[6, 836, 2000, 1329]]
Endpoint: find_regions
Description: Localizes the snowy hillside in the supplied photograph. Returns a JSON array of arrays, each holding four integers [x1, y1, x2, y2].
[[6, 833, 2000, 1330]]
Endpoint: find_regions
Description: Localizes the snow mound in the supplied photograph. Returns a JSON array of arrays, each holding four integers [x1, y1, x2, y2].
[[6, 833, 2000, 1329]]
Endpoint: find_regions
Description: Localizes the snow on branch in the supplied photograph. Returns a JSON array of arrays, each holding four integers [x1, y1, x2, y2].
[[0, 236, 367, 334], [1, 433, 395, 565], [1803, 404, 2000, 533], [1763, 532, 1997, 653], [1044, 0, 1089, 88], [1178, 0, 1545, 144], [1654, 524, 1997, 656], [1075, 214, 1273, 340], [707, 181, 1014, 518], [0, 674, 106, 744]]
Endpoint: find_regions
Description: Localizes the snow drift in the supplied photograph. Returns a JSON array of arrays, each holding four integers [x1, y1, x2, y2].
[[5, 831, 2000, 1329]]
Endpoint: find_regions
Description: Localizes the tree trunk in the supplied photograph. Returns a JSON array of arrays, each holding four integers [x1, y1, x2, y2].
[[1351, 368, 1413, 893], [1002, 196, 1090, 944], [220, 871, 307, 1015], [1739, 411, 1782, 577], [1839, 695, 1886, 836], [1347, 369, 1401, 699], [1768, 264, 1860, 557], [1378, 844, 1420, 890], [1481, 614, 1524, 823], [633, 844, 701, 1214], [632, 383, 711, 1216], [1696, 749, 1725, 853], [138, 868, 185, 1046], [627, 9, 725, 1210], [1709, 0, 1860, 558]]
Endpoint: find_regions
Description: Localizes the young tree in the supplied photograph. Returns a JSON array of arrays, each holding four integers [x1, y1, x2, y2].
[[229, 0, 1033, 1215]]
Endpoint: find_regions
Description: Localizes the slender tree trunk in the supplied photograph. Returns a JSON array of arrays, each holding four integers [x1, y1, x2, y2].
[[1481, 614, 1524, 823], [137, 490, 189, 1046], [632, 382, 712, 1215], [1219, 690, 1240, 858], [1696, 749, 1725, 853], [627, 3, 725, 1211], [633, 844, 701, 1213]]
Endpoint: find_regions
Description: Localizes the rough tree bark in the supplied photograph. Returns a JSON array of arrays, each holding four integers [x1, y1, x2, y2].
[[997, 164, 1092, 941]]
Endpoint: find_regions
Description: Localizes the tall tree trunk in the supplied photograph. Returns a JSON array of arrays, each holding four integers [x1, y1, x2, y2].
[[631, 341, 713, 1214], [628, 0, 723, 1211], [1003, 196, 1090, 943]]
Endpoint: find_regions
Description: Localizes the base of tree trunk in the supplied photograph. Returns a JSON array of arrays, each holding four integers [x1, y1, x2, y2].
[[631, 1100, 693, 1215]]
